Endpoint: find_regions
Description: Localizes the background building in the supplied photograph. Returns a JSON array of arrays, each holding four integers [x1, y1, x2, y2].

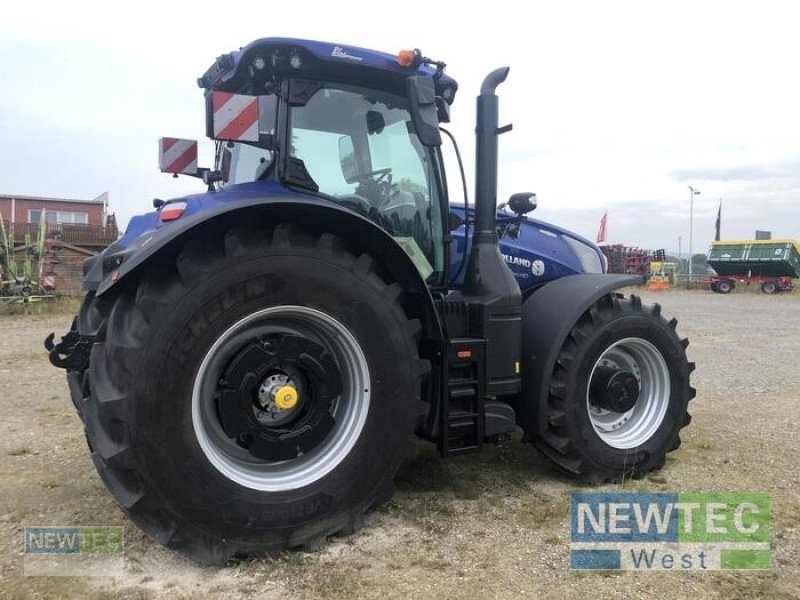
[[0, 192, 119, 295]]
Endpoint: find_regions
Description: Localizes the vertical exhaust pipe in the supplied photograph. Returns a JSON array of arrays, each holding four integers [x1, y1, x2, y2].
[[461, 67, 521, 396], [463, 67, 518, 299], [473, 67, 510, 244]]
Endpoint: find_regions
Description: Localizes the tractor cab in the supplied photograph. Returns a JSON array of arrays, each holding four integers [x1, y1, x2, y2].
[[199, 38, 458, 283]]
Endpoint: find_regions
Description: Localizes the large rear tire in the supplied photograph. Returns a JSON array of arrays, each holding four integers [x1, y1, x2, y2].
[[70, 223, 428, 563], [530, 294, 694, 482]]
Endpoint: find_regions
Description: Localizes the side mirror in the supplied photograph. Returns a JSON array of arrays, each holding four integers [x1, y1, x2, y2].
[[407, 75, 441, 146], [338, 136, 358, 183], [508, 192, 537, 216], [158, 138, 198, 175], [436, 97, 451, 123], [219, 143, 233, 183]]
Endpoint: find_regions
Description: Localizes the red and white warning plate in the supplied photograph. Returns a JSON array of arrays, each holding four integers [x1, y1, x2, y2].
[[211, 92, 259, 142], [158, 138, 198, 175]]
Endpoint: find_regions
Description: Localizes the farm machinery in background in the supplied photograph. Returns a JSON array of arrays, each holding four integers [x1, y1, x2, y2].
[[707, 239, 800, 294], [46, 38, 694, 564], [646, 261, 678, 291], [600, 244, 667, 280], [0, 214, 54, 303]]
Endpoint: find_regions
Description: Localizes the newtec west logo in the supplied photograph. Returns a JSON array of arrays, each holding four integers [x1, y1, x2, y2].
[[570, 493, 771, 570], [25, 527, 123, 554]]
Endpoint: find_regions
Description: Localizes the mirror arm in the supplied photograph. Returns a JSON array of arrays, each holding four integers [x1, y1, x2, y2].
[[173, 167, 224, 192]]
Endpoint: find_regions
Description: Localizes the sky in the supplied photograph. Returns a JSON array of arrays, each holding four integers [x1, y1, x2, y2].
[[1, 0, 799, 255]]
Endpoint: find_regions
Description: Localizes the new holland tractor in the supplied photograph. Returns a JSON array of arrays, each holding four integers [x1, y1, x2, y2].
[[46, 38, 694, 563]]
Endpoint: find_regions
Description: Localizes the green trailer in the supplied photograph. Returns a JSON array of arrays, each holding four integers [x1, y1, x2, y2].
[[707, 239, 799, 294]]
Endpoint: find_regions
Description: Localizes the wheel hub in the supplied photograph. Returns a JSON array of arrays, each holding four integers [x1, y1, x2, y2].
[[585, 337, 671, 449], [589, 365, 640, 413], [257, 374, 299, 412], [274, 385, 299, 410], [216, 333, 343, 462]]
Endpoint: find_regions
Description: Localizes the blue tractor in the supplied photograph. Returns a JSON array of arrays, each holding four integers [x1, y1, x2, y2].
[[46, 39, 694, 563]]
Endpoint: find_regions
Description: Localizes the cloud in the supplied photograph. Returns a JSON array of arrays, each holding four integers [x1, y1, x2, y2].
[[669, 159, 800, 183], [533, 193, 799, 255]]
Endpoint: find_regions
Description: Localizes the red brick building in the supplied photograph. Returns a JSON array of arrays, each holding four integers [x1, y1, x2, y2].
[[0, 192, 107, 227], [1, 192, 119, 295]]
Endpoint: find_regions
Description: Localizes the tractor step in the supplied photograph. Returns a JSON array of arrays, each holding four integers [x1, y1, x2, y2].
[[441, 338, 486, 457]]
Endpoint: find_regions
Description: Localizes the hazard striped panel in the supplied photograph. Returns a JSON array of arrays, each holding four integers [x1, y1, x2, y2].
[[211, 92, 259, 142], [159, 138, 198, 175]]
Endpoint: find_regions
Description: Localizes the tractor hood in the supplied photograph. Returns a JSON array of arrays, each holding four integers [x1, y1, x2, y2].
[[449, 205, 606, 292]]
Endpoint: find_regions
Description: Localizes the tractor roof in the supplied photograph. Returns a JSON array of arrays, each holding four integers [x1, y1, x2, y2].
[[198, 37, 458, 103]]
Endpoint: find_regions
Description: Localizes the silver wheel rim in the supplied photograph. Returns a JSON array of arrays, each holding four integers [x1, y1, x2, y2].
[[586, 337, 670, 449], [191, 306, 370, 491]]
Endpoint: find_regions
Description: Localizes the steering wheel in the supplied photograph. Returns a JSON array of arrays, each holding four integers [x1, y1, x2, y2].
[[354, 167, 392, 185]]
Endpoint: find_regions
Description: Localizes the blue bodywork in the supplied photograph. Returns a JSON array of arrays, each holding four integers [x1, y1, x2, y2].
[[119, 185, 605, 295], [448, 205, 605, 293], [119, 182, 304, 248], [200, 37, 458, 103]]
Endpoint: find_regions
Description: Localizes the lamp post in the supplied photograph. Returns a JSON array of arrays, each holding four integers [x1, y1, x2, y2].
[[688, 186, 701, 285]]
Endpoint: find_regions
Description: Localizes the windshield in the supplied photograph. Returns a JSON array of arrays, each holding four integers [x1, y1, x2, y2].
[[288, 83, 445, 282]]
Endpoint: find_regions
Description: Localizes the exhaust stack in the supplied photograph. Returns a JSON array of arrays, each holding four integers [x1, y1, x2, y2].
[[460, 67, 521, 396], [463, 67, 519, 301]]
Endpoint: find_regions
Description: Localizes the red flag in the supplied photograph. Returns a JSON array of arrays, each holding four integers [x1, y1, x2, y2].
[[596, 212, 607, 244]]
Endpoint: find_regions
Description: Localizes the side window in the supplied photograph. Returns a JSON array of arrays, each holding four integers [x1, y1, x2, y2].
[[287, 83, 446, 283], [367, 121, 429, 200], [227, 146, 274, 185], [290, 129, 355, 196]]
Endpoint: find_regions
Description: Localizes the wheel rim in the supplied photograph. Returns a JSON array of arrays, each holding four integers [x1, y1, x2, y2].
[[192, 306, 370, 491], [586, 337, 670, 449]]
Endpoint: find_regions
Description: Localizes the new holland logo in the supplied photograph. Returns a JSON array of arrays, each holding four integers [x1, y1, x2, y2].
[[502, 254, 546, 277]]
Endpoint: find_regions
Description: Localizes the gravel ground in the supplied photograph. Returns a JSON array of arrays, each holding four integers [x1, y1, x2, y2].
[[0, 289, 798, 599]]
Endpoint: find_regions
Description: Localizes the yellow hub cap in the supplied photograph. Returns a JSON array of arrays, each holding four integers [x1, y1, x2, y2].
[[274, 386, 299, 410]]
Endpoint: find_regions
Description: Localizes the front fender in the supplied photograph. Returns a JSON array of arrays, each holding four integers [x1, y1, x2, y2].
[[86, 196, 444, 342], [516, 273, 642, 435]]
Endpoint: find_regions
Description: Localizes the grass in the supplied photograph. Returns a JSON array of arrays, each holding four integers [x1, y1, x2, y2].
[[0, 296, 81, 317]]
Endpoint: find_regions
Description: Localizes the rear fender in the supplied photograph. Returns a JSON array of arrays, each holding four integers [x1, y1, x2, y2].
[[517, 273, 642, 435], [86, 199, 444, 342]]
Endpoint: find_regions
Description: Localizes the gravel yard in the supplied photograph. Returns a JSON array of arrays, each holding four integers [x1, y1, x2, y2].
[[1, 289, 798, 599]]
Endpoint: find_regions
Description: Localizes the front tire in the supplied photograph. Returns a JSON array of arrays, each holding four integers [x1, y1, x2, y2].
[[74, 223, 428, 563], [531, 294, 694, 482]]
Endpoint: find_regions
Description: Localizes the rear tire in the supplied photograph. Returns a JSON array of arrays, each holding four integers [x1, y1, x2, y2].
[[71, 223, 428, 563], [760, 280, 777, 294], [531, 294, 694, 482]]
